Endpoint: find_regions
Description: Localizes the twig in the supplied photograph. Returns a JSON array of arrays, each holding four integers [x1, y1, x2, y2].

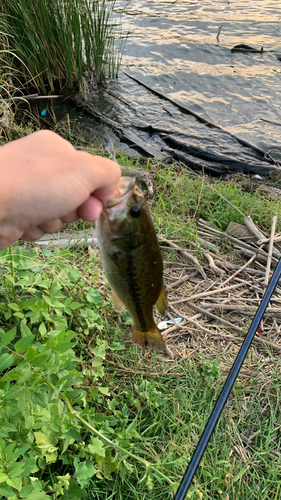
[[184, 301, 243, 332], [190, 241, 224, 275], [170, 282, 244, 305], [244, 215, 281, 260], [203, 252, 225, 275], [236, 246, 269, 265], [169, 312, 281, 353], [215, 261, 266, 277], [170, 305, 218, 335], [220, 255, 257, 287], [257, 235, 281, 245], [2, 94, 64, 102], [200, 303, 281, 314], [168, 271, 197, 288], [265, 216, 278, 285], [160, 238, 206, 279]]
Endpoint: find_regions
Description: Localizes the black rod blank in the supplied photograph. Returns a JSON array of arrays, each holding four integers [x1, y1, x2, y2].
[[174, 258, 281, 500]]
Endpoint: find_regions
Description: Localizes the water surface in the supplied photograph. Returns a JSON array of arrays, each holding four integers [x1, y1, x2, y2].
[[75, 1, 281, 164], [118, 0, 281, 156]]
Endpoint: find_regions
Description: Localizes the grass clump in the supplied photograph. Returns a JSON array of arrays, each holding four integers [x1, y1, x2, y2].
[[0, 0, 126, 93]]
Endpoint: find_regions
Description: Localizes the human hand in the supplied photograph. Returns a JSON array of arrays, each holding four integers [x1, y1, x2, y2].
[[0, 130, 121, 249]]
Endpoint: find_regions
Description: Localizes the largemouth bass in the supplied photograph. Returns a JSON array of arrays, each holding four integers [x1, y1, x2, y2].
[[96, 176, 168, 354]]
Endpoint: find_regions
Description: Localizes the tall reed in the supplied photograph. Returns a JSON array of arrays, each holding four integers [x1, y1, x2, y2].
[[0, 0, 125, 93]]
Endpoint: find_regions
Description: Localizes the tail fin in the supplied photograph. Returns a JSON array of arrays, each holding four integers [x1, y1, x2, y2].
[[132, 324, 168, 354]]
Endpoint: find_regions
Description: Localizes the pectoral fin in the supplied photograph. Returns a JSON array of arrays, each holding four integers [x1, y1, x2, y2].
[[111, 290, 125, 312], [132, 324, 168, 354], [154, 283, 168, 316]]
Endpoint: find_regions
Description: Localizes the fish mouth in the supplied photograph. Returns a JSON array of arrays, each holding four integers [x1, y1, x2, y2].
[[105, 177, 136, 208]]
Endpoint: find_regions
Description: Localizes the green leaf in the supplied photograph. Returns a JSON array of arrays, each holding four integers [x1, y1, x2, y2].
[[0, 473, 8, 483], [14, 312, 25, 319], [60, 479, 87, 500], [69, 301, 82, 310], [68, 270, 83, 282], [68, 429, 82, 442], [8, 302, 20, 311], [39, 323, 47, 336], [2, 423, 17, 432], [98, 386, 110, 396], [14, 335, 34, 353], [88, 437, 105, 458], [4, 385, 23, 400], [6, 476, 22, 491], [8, 463, 25, 478], [110, 341, 125, 351], [1, 327, 17, 346], [74, 459, 95, 488], [0, 485, 14, 497], [25, 492, 48, 500], [20, 321, 32, 338], [86, 289, 102, 305], [0, 353, 15, 371], [91, 343, 106, 359]]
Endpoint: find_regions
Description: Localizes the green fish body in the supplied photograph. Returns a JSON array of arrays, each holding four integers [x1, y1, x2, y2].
[[97, 177, 168, 353]]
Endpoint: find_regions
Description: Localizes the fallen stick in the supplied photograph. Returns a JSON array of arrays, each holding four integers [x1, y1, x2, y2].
[[200, 303, 281, 314], [265, 216, 278, 285], [162, 320, 188, 337], [21, 235, 98, 250], [235, 246, 269, 265], [189, 241, 224, 276], [184, 301, 243, 332], [257, 235, 281, 245], [220, 255, 256, 287], [170, 282, 245, 305], [215, 261, 266, 277], [170, 305, 218, 336], [160, 238, 206, 279], [204, 252, 225, 276], [244, 215, 281, 260], [168, 271, 198, 288]]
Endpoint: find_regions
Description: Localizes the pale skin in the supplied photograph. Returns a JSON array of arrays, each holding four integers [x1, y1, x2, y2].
[[0, 130, 121, 250]]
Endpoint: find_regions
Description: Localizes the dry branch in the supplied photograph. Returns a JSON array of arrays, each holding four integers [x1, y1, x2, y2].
[[160, 238, 206, 278], [170, 282, 244, 305], [215, 261, 266, 277], [265, 216, 278, 285], [168, 271, 197, 288], [244, 215, 281, 260], [184, 301, 243, 332], [200, 303, 281, 315]]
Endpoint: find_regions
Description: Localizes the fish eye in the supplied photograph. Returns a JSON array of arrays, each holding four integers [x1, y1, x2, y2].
[[130, 205, 141, 218]]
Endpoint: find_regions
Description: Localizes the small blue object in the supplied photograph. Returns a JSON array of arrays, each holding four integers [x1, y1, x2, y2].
[[41, 109, 47, 116]]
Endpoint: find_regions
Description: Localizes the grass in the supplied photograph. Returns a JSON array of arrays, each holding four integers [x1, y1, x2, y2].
[[0, 0, 126, 93], [0, 138, 281, 498]]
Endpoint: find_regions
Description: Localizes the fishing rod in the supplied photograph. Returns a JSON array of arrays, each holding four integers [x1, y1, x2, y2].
[[175, 258, 281, 500]]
